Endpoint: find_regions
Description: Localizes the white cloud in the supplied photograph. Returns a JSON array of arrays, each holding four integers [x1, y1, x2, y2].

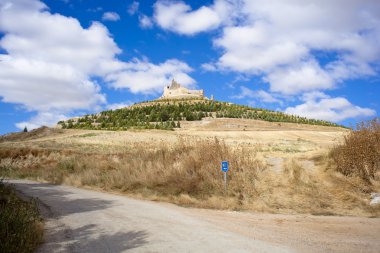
[[127, 1, 139, 16], [195, 0, 380, 95], [0, 0, 114, 113], [105, 58, 195, 94], [153, 0, 236, 35], [102, 12, 120, 21], [214, 24, 308, 73], [234, 86, 283, 104], [0, 0, 196, 129], [106, 101, 133, 110], [139, 14, 153, 29], [255, 90, 283, 105], [201, 63, 217, 72], [0, 4, 122, 75], [300, 91, 329, 102], [0, 55, 106, 112], [15, 111, 68, 130], [265, 61, 334, 95], [285, 93, 376, 122]]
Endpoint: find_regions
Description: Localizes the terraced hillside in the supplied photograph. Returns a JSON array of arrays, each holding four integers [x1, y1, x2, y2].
[[58, 100, 343, 130]]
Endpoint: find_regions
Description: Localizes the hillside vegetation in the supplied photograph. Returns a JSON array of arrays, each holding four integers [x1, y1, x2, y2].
[[58, 100, 343, 130]]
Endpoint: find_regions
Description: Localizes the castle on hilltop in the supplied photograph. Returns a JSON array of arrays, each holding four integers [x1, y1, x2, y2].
[[160, 79, 211, 100]]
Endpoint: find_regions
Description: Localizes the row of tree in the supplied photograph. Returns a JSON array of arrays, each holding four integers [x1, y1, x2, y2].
[[58, 100, 342, 130]]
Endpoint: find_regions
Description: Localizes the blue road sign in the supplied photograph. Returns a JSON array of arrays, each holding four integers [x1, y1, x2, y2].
[[221, 161, 229, 172]]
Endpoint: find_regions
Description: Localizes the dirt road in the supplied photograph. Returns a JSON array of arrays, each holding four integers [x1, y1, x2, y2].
[[9, 180, 380, 253]]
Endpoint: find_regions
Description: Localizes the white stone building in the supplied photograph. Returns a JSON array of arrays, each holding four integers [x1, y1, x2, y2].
[[160, 80, 206, 100]]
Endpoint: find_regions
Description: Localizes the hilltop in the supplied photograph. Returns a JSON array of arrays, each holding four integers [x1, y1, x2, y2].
[[57, 81, 345, 131], [2, 111, 379, 218], [4, 81, 378, 219], [58, 99, 344, 131]]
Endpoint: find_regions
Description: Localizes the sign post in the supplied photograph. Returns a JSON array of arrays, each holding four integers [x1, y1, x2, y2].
[[221, 161, 229, 193]]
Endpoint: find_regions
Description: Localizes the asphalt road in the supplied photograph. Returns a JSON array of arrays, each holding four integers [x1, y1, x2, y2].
[[10, 180, 293, 253], [9, 180, 380, 253]]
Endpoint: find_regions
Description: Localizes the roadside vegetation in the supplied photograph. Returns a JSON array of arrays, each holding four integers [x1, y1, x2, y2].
[[0, 180, 43, 253], [329, 118, 380, 183], [58, 100, 343, 130], [1, 129, 379, 217]]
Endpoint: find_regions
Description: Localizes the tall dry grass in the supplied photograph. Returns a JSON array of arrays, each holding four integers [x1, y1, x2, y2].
[[1, 137, 379, 216], [330, 118, 380, 183], [0, 138, 262, 204]]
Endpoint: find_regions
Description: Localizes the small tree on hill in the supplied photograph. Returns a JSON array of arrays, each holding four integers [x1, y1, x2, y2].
[[23, 126, 28, 132]]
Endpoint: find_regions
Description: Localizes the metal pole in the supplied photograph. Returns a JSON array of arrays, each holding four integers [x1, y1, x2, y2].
[[224, 171, 227, 193]]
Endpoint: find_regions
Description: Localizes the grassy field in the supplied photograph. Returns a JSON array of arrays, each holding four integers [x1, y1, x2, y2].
[[0, 118, 379, 217], [0, 180, 43, 253]]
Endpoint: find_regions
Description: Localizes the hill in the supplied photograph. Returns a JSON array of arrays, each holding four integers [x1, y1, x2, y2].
[[2, 123, 379, 217], [58, 99, 344, 130], [2, 115, 379, 218], [4, 97, 378, 218]]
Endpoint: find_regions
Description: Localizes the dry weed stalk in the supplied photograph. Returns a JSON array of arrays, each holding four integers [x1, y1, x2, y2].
[[330, 118, 380, 183]]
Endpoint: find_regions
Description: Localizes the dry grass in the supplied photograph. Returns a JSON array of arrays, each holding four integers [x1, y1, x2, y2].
[[330, 118, 380, 182], [0, 180, 43, 253], [1, 135, 379, 217], [0, 138, 261, 200], [0, 126, 63, 143], [254, 157, 380, 216]]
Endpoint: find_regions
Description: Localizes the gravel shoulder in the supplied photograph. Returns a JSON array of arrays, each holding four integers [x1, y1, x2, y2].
[[183, 208, 380, 253], [8, 179, 380, 253]]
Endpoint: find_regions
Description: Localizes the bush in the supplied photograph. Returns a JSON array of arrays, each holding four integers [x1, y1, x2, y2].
[[330, 118, 380, 182], [0, 181, 43, 253]]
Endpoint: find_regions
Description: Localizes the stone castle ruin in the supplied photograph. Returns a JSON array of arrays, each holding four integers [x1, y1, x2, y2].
[[160, 79, 210, 100]]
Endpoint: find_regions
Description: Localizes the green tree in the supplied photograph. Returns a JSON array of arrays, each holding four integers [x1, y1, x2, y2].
[[160, 110, 170, 122]]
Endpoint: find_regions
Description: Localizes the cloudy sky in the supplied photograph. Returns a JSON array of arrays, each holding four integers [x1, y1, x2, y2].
[[0, 0, 379, 133]]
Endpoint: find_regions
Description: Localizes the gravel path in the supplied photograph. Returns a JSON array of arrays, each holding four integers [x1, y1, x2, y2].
[[8, 180, 380, 253], [10, 180, 292, 253]]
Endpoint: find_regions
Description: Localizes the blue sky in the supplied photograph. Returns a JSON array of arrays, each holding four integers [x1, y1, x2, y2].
[[0, 0, 379, 134]]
